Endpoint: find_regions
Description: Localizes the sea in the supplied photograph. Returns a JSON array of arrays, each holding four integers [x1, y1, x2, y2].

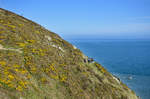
[[68, 39, 150, 99]]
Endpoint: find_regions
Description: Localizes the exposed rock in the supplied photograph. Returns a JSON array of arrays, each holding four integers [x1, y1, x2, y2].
[[45, 35, 52, 41]]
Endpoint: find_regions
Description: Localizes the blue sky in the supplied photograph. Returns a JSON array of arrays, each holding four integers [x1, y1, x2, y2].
[[0, 0, 150, 39]]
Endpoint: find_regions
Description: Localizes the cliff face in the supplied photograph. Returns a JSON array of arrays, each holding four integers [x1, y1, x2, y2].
[[0, 8, 139, 99]]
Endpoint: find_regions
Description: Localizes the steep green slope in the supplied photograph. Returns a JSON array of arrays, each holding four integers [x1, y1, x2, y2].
[[0, 8, 139, 99]]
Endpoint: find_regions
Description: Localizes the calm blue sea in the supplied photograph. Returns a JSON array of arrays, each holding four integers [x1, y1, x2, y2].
[[68, 39, 150, 99]]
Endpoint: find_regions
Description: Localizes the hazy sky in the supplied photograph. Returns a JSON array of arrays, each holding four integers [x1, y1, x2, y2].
[[0, 0, 150, 39]]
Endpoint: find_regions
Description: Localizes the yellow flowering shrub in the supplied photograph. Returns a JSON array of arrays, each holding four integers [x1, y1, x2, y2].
[[0, 61, 6, 66], [16, 42, 26, 47]]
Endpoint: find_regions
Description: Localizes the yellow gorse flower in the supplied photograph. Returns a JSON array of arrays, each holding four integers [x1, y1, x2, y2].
[[16, 42, 26, 47], [8, 75, 14, 80], [16, 86, 22, 91], [0, 61, 6, 65], [27, 40, 35, 43]]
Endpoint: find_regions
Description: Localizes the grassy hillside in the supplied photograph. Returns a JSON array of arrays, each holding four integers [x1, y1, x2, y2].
[[0, 8, 139, 99]]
